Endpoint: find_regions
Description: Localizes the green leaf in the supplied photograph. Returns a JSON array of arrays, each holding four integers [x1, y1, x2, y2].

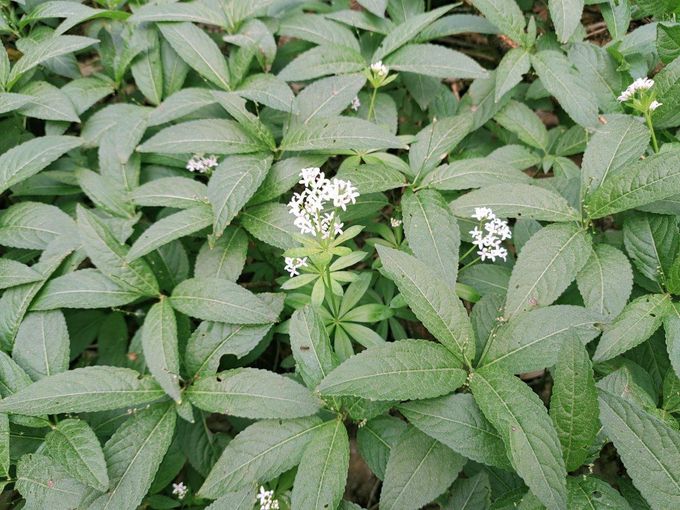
[[237, 73, 297, 113], [598, 389, 680, 509], [470, 0, 525, 44], [481, 305, 604, 373], [399, 393, 511, 469], [0, 366, 163, 415], [658, 25, 680, 65], [531, 50, 598, 127], [142, 299, 181, 402], [88, 404, 176, 510], [16, 453, 87, 509], [158, 22, 230, 90], [128, 1, 227, 26], [384, 44, 488, 79], [495, 100, 549, 151], [567, 476, 632, 510], [470, 366, 568, 510], [402, 189, 460, 288], [336, 163, 405, 194], [420, 157, 531, 190], [130, 176, 208, 209], [549, 0, 584, 43], [291, 419, 350, 510], [137, 119, 264, 154], [504, 224, 591, 319], [623, 212, 678, 292], [356, 416, 406, 481], [8, 35, 97, 87], [549, 336, 599, 472], [128, 205, 212, 261], [296, 74, 366, 123], [205, 488, 257, 510], [580, 115, 649, 197], [187, 368, 322, 419], [318, 339, 466, 400], [170, 277, 279, 324], [279, 13, 360, 52], [76, 169, 135, 219], [593, 294, 673, 362], [443, 472, 492, 510], [450, 184, 580, 222], [380, 426, 465, 510], [0, 135, 82, 193], [0, 258, 43, 290], [377, 246, 475, 365], [77, 205, 159, 296], [0, 414, 7, 478], [277, 44, 365, 82], [289, 305, 339, 388], [195, 226, 248, 281], [280, 116, 405, 152], [241, 202, 299, 250], [208, 154, 272, 238], [576, 244, 633, 318], [0, 202, 77, 250], [13, 310, 69, 381], [585, 148, 680, 218], [31, 269, 141, 310], [409, 113, 473, 179], [199, 416, 324, 498], [45, 418, 109, 491], [495, 48, 531, 102], [17, 81, 80, 122]]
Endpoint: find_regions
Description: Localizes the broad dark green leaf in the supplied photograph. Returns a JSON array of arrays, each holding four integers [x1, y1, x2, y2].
[[13, 310, 69, 381], [470, 0, 525, 43], [576, 244, 633, 318], [289, 305, 339, 388], [16, 453, 87, 509], [142, 299, 181, 402]]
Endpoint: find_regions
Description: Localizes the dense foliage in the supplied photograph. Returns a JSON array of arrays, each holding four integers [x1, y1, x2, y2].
[[2, 0, 680, 508]]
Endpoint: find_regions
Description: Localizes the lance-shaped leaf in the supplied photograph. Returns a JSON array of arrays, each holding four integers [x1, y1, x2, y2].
[[0, 135, 82, 193], [208, 154, 272, 238], [187, 368, 322, 419], [77, 205, 159, 296], [31, 269, 141, 311], [142, 299, 181, 402], [481, 305, 604, 373], [296, 74, 366, 122], [567, 476, 632, 509], [399, 393, 511, 469], [241, 202, 299, 250], [402, 189, 460, 288], [450, 184, 580, 222], [420, 157, 531, 190], [380, 426, 465, 510], [170, 277, 279, 324], [409, 113, 473, 179], [576, 244, 633, 318], [13, 310, 69, 381], [0, 259, 43, 289], [318, 339, 466, 401], [199, 416, 324, 498], [15, 453, 87, 509], [195, 227, 248, 281], [0, 414, 7, 478], [88, 404, 176, 510], [549, 0, 584, 43], [45, 418, 109, 491], [494, 100, 549, 150], [281, 116, 405, 152], [470, 366, 568, 510], [585, 148, 680, 218], [289, 305, 339, 388], [0, 201, 77, 250], [377, 245, 475, 365], [549, 336, 599, 472], [444, 472, 492, 510], [495, 48, 531, 102], [277, 44, 365, 82], [598, 389, 680, 509], [158, 22, 230, 90], [291, 419, 350, 510], [470, 0, 525, 44], [504, 224, 591, 319], [130, 176, 208, 209], [0, 366, 164, 415], [593, 294, 673, 362], [127, 205, 213, 261], [384, 44, 488, 79]]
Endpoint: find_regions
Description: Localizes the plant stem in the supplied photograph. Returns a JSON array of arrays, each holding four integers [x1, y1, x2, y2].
[[459, 255, 481, 273], [367, 86, 378, 121], [323, 267, 338, 315], [646, 112, 659, 153]]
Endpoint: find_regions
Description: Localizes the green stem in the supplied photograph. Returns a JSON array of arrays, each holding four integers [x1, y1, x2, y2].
[[646, 111, 659, 153], [459, 255, 481, 273], [323, 267, 338, 315], [367, 86, 378, 121], [459, 245, 477, 263]]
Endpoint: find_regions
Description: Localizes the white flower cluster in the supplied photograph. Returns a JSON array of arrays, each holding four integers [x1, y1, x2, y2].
[[390, 217, 402, 228], [617, 77, 656, 102], [172, 482, 188, 500], [284, 256, 308, 277], [186, 154, 218, 173], [351, 96, 361, 111], [370, 60, 389, 78], [257, 486, 280, 510], [288, 167, 359, 239], [470, 207, 511, 262], [650, 100, 663, 111]]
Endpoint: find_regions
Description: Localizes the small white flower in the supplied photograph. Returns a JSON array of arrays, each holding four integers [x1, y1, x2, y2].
[[351, 96, 361, 111], [172, 482, 188, 500], [370, 60, 389, 78], [186, 154, 219, 173], [284, 257, 308, 277], [617, 77, 655, 102], [650, 100, 663, 111], [390, 217, 403, 228], [469, 208, 511, 263], [257, 486, 280, 510]]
